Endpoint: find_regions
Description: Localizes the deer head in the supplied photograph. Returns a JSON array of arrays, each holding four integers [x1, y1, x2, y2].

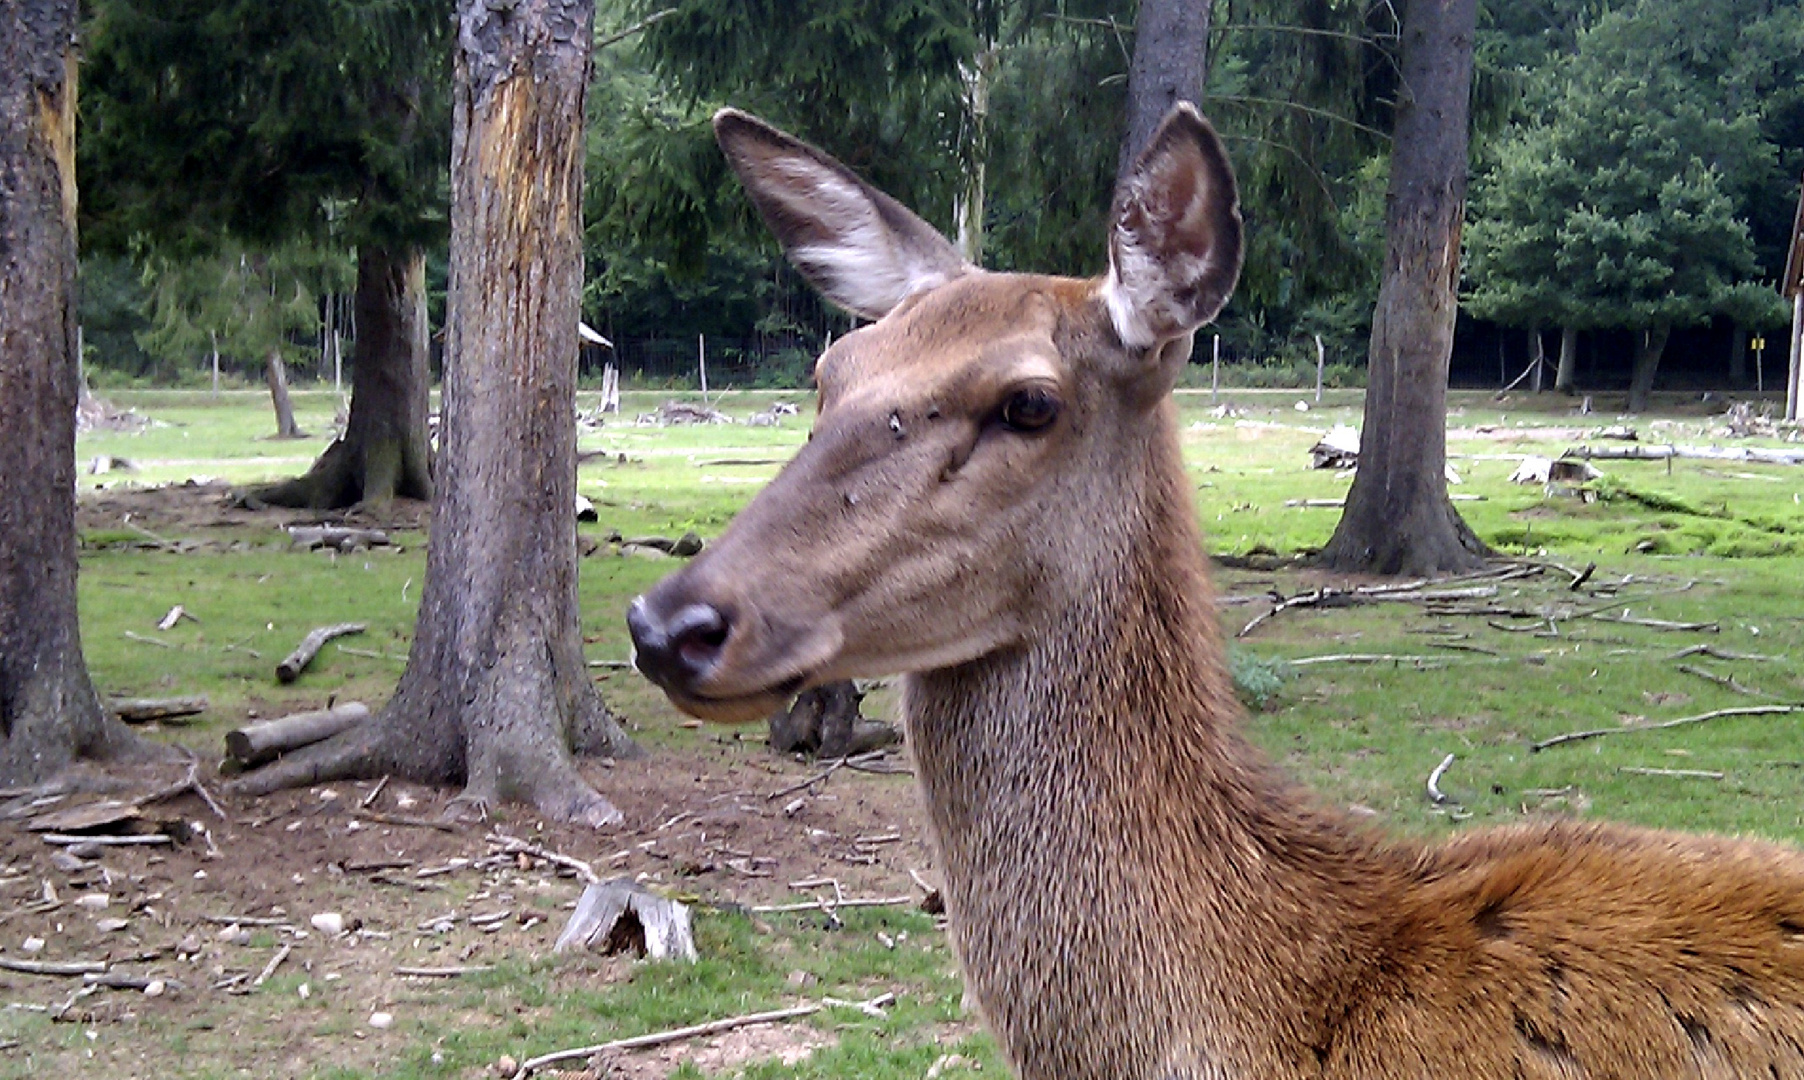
[[628, 105, 1241, 722]]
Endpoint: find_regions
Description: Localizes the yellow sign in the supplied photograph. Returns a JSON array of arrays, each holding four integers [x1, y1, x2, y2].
[[1753, 337, 1767, 350]]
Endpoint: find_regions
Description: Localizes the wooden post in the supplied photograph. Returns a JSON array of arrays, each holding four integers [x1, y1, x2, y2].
[[1788, 290, 1802, 422], [1314, 334, 1325, 403], [1211, 334, 1220, 404], [210, 329, 220, 397], [1530, 328, 1545, 393], [698, 333, 708, 405]]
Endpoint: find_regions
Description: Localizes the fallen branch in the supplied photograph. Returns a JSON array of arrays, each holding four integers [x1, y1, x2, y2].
[[356, 811, 458, 833], [1564, 443, 1804, 465], [42, 832, 170, 847], [749, 895, 916, 914], [0, 957, 107, 977], [108, 695, 208, 724], [1619, 767, 1724, 780], [226, 702, 370, 767], [395, 965, 493, 978], [1675, 664, 1773, 698], [766, 750, 893, 800], [276, 623, 367, 683], [513, 993, 895, 1078], [1531, 705, 1801, 752], [488, 831, 598, 885], [251, 943, 291, 987], [1589, 612, 1718, 633], [1666, 644, 1778, 663], [1289, 654, 1447, 668], [1425, 753, 1457, 806]]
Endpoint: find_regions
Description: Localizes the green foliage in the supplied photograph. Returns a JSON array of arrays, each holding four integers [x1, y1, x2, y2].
[[79, 255, 159, 379], [80, 0, 453, 256], [134, 246, 352, 380], [1465, 0, 1791, 337], [1228, 647, 1294, 710]]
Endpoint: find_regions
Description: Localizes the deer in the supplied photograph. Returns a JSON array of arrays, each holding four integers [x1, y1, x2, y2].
[[627, 105, 1804, 1079]]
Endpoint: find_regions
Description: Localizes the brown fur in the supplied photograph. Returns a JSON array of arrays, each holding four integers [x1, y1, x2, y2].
[[630, 108, 1804, 1080]]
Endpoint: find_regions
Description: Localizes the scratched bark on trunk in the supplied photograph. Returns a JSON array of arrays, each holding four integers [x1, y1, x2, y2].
[[1626, 324, 1670, 415], [228, 0, 637, 823], [1318, 0, 1487, 577], [1117, 0, 1215, 181], [0, 0, 155, 784], [255, 246, 434, 508]]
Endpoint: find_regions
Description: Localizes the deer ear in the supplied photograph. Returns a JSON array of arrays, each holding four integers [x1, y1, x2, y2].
[[1103, 104, 1243, 350], [714, 109, 971, 320]]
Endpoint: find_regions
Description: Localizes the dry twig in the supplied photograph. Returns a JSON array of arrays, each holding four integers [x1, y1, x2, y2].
[[1531, 705, 1801, 752], [513, 992, 895, 1078]]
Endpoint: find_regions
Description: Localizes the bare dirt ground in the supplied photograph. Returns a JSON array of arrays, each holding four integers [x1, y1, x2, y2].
[[77, 481, 432, 540], [2, 697, 935, 1079]]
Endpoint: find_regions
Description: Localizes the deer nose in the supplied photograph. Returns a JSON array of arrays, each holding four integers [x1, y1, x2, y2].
[[628, 596, 730, 690]]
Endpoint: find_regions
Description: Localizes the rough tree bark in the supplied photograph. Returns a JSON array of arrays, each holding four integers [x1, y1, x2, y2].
[[0, 0, 159, 784], [1118, 0, 1215, 181], [1554, 325, 1578, 394], [229, 0, 638, 824], [254, 246, 434, 508], [1627, 324, 1670, 414], [1317, 0, 1488, 577], [265, 351, 305, 438]]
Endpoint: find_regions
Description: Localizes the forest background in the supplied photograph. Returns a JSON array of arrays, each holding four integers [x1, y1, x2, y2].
[[74, 0, 1804, 401]]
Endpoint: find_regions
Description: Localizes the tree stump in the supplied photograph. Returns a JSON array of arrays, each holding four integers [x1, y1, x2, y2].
[[769, 681, 899, 759]]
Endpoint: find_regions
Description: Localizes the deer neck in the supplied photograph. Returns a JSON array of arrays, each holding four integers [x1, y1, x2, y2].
[[902, 401, 1399, 1079]]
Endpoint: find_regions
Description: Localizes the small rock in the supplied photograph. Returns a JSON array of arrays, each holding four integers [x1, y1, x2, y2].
[[670, 531, 704, 557], [298, 982, 311, 1000], [49, 850, 90, 873], [75, 893, 110, 910], [495, 1055, 518, 1078], [21, 937, 44, 954], [217, 924, 252, 946], [310, 912, 346, 936], [96, 918, 130, 933], [369, 1011, 394, 1030], [177, 934, 200, 955], [67, 841, 102, 859], [143, 979, 166, 997], [786, 969, 814, 989]]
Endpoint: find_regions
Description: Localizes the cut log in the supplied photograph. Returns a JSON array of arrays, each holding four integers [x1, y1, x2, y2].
[[276, 623, 367, 683], [554, 878, 697, 961], [286, 526, 391, 552], [226, 702, 370, 767], [26, 799, 142, 833], [1564, 444, 1804, 465], [108, 695, 209, 724]]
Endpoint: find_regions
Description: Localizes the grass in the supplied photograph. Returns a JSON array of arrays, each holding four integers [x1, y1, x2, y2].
[[59, 385, 1804, 1078]]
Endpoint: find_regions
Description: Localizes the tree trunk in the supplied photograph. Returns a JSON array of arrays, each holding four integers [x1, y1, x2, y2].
[[1627, 324, 1669, 414], [954, 43, 997, 265], [1529, 325, 1544, 393], [1118, 0, 1215, 181], [0, 0, 156, 785], [1554, 325, 1578, 394], [254, 246, 434, 508], [265, 351, 304, 438], [228, 0, 638, 826], [1318, 0, 1487, 577]]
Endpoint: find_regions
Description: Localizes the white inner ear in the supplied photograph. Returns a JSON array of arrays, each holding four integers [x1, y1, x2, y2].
[[1104, 161, 1227, 350], [1103, 243, 1166, 351], [768, 158, 955, 319]]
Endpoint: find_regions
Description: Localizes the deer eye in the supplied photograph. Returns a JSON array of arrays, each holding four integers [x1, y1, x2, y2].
[[999, 386, 1061, 434]]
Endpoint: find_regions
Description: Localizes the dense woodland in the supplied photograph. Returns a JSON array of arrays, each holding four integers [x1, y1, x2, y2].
[[74, 0, 1804, 397]]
